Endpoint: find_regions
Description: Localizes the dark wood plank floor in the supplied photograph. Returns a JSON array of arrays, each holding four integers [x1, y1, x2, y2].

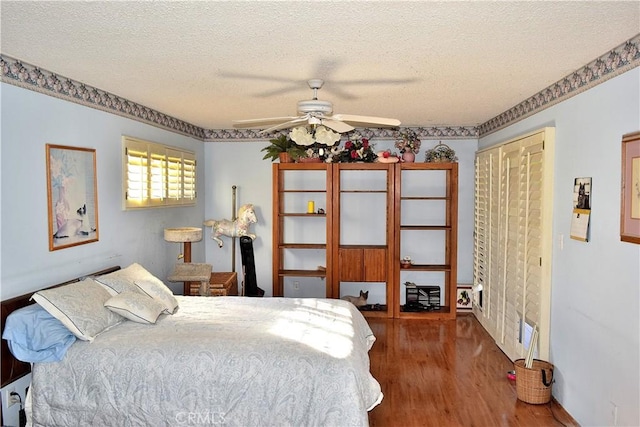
[[367, 314, 578, 427]]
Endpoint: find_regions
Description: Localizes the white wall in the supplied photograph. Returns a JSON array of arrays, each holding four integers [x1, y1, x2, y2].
[[0, 83, 206, 300], [479, 68, 640, 426], [204, 138, 478, 297]]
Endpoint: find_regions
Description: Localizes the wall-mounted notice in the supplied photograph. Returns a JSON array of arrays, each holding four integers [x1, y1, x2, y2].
[[571, 177, 592, 242]]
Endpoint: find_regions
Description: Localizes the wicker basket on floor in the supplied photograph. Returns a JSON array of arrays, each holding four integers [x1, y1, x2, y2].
[[514, 359, 554, 404]]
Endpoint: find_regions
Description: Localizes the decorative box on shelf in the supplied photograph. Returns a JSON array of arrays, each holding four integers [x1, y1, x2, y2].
[[187, 271, 238, 297]]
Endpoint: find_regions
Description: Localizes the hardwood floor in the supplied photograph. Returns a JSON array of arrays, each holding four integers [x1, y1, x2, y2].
[[366, 314, 578, 427]]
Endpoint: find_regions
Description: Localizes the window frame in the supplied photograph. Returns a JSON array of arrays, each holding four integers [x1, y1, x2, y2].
[[122, 136, 196, 209]]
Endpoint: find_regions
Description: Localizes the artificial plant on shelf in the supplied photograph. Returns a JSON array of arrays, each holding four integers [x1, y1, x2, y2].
[[424, 141, 458, 163], [260, 134, 306, 162], [332, 133, 377, 163]]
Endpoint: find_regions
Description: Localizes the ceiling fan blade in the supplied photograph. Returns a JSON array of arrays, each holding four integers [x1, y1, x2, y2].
[[259, 116, 309, 134], [330, 114, 401, 128], [233, 116, 299, 128], [321, 119, 354, 133]]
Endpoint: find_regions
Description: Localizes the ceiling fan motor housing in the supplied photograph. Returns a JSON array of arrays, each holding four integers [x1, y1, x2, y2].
[[297, 100, 333, 115]]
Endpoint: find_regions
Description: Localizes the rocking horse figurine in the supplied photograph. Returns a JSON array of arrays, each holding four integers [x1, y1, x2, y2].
[[203, 203, 257, 248]]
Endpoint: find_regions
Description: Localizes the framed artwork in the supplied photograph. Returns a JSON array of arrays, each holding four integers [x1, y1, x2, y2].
[[456, 285, 472, 311], [46, 144, 99, 251], [621, 131, 640, 244]]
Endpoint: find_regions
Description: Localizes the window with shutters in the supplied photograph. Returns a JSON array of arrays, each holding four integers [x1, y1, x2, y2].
[[122, 136, 196, 209], [473, 128, 554, 362]]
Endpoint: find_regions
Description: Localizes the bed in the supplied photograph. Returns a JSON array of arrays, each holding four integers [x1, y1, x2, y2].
[[1, 265, 382, 426]]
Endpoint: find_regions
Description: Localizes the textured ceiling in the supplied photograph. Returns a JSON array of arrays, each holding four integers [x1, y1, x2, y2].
[[1, 1, 639, 131]]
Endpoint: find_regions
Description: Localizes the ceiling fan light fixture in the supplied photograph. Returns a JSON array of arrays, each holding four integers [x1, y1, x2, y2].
[[297, 100, 333, 115], [314, 126, 341, 146], [289, 125, 341, 147], [233, 78, 400, 133], [289, 127, 315, 146]]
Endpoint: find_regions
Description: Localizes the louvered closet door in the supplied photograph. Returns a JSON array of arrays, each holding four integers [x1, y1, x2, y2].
[[518, 137, 549, 359], [473, 149, 499, 337], [474, 128, 553, 362], [487, 150, 502, 337], [496, 142, 521, 359]]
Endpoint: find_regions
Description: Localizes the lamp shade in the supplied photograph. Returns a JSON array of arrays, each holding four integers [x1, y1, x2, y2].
[[164, 227, 203, 243]]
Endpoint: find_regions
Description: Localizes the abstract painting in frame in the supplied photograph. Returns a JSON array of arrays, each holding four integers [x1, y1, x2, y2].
[[46, 144, 99, 251], [621, 131, 640, 244]]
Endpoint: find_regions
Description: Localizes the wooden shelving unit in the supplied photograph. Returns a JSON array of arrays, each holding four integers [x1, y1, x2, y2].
[[272, 163, 332, 297], [394, 162, 458, 319], [272, 162, 457, 320], [331, 163, 395, 318]]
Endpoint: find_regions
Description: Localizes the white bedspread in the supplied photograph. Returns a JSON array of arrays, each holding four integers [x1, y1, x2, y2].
[[29, 296, 383, 426]]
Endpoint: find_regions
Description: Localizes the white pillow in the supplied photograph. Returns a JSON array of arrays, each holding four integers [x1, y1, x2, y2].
[[135, 278, 179, 314], [104, 292, 166, 324], [31, 278, 124, 341], [94, 263, 157, 296]]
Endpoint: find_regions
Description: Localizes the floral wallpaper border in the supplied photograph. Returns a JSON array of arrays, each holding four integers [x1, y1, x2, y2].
[[0, 55, 206, 140], [2, 34, 639, 141], [202, 126, 479, 142], [479, 34, 640, 136]]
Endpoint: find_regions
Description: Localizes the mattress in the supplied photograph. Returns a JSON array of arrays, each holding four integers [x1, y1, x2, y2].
[[28, 296, 382, 426]]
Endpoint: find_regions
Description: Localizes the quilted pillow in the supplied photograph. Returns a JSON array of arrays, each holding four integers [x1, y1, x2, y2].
[[31, 278, 124, 341], [135, 278, 179, 314], [104, 291, 166, 324], [94, 263, 158, 296]]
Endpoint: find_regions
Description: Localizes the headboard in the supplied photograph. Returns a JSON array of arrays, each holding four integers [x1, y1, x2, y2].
[[0, 266, 121, 388]]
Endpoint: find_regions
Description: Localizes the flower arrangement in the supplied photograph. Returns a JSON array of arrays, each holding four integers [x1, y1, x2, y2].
[[424, 142, 458, 163], [395, 129, 421, 154], [331, 133, 377, 163]]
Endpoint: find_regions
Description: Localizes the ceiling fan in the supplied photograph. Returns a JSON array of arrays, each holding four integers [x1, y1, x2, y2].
[[232, 79, 401, 134]]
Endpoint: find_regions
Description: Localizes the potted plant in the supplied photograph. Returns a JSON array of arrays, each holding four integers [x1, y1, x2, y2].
[[395, 130, 421, 162], [260, 134, 305, 163]]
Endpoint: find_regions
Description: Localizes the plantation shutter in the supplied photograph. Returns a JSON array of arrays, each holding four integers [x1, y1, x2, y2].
[[125, 142, 150, 208], [166, 150, 183, 204], [149, 153, 167, 205], [473, 128, 553, 361], [182, 155, 196, 201], [122, 136, 196, 209]]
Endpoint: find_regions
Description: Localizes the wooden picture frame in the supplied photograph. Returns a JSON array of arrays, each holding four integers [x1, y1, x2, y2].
[[621, 131, 640, 244], [46, 144, 99, 251], [456, 285, 472, 311]]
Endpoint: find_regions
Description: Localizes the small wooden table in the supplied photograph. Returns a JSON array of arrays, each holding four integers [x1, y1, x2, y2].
[[186, 272, 238, 297]]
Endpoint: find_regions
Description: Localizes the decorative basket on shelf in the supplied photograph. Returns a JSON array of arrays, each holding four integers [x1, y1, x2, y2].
[[424, 142, 458, 163]]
